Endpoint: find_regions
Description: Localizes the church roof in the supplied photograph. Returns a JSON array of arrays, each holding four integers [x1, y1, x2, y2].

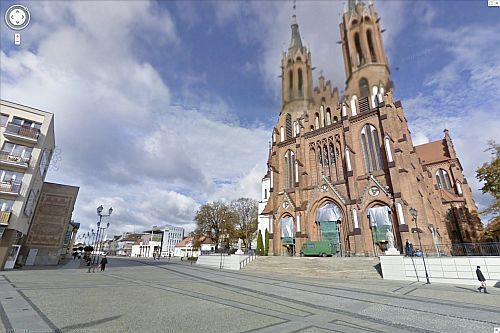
[[415, 140, 450, 165], [261, 200, 273, 215], [289, 15, 303, 51]]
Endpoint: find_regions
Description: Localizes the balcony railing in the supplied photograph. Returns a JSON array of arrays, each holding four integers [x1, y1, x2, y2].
[[0, 181, 22, 195], [0, 151, 30, 167], [0, 211, 11, 224], [410, 242, 500, 257], [4, 123, 40, 140]]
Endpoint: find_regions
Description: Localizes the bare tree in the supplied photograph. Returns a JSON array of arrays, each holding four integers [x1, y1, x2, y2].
[[230, 198, 258, 250]]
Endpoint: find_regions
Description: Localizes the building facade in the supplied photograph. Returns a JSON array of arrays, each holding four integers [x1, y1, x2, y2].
[[22, 182, 79, 266], [259, 1, 482, 257], [160, 225, 184, 256], [0, 100, 55, 269]]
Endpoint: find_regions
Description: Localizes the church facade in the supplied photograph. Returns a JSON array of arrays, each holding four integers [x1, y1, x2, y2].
[[258, 1, 482, 257]]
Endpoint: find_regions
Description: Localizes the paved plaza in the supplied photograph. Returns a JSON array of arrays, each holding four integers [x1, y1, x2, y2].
[[1, 257, 499, 333]]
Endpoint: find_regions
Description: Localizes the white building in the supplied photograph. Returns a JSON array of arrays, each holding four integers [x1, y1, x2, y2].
[[257, 175, 271, 242], [0, 100, 55, 270], [160, 225, 184, 257], [174, 236, 200, 258], [131, 241, 161, 258]]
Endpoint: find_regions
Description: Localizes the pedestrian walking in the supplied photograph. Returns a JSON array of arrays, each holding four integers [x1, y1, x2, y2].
[[405, 239, 414, 257], [73, 251, 78, 260], [476, 266, 488, 293], [100, 255, 108, 271], [168, 253, 171, 262]]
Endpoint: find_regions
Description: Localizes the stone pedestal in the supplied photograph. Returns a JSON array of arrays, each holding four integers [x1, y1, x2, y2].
[[384, 247, 401, 256]]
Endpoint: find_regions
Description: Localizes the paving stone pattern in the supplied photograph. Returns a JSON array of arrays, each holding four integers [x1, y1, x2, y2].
[[0, 257, 499, 333]]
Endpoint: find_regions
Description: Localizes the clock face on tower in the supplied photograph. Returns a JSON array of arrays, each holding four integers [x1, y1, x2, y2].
[[369, 186, 380, 197]]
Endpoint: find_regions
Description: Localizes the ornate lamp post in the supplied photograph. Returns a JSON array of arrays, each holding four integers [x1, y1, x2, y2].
[[89, 205, 113, 273], [409, 207, 430, 284]]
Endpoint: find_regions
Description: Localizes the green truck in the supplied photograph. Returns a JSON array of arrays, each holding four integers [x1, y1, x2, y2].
[[300, 241, 337, 257]]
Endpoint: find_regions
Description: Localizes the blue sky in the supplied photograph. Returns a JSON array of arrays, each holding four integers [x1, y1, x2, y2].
[[1, 1, 499, 235]]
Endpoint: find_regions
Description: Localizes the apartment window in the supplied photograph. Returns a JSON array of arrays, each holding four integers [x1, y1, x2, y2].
[[1, 142, 32, 159], [0, 114, 8, 127], [0, 170, 24, 184], [12, 117, 41, 129], [0, 199, 14, 212], [39, 149, 51, 178]]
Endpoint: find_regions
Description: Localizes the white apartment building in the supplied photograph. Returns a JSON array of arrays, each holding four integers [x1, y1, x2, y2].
[[160, 224, 184, 257], [0, 100, 55, 270]]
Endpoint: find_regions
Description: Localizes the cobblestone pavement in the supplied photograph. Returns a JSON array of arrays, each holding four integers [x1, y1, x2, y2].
[[1, 257, 499, 333]]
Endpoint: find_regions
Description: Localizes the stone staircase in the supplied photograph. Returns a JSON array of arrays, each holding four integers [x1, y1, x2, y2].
[[242, 256, 382, 279]]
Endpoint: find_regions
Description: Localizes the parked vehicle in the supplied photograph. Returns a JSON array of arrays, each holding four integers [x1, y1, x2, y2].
[[300, 241, 336, 257]]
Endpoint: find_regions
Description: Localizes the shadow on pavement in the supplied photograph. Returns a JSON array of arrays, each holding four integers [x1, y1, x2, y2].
[[455, 286, 480, 293], [14, 256, 176, 272], [60, 315, 122, 331]]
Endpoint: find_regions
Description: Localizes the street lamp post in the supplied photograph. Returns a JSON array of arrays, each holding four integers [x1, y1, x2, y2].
[[409, 207, 430, 284], [151, 225, 157, 259], [88, 205, 113, 273]]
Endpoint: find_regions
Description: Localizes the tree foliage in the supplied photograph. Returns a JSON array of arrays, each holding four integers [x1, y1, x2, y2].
[[194, 198, 258, 251], [476, 141, 500, 216], [194, 201, 237, 250], [230, 198, 258, 249], [256, 230, 264, 255], [264, 229, 270, 256]]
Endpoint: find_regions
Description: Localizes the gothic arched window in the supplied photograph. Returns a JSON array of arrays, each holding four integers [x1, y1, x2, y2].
[[367, 30, 377, 63], [318, 147, 323, 166], [323, 145, 329, 165], [289, 70, 293, 99], [354, 32, 364, 67], [436, 169, 452, 191], [315, 113, 320, 129], [285, 114, 292, 140], [326, 108, 331, 125], [361, 124, 383, 172], [298, 68, 303, 97], [284, 150, 296, 189], [359, 78, 370, 99], [329, 143, 336, 165]]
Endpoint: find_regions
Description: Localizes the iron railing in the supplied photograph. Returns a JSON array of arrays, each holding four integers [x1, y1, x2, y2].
[[0, 211, 11, 224], [5, 123, 40, 140], [0, 181, 22, 194], [411, 242, 500, 257], [0, 151, 30, 167]]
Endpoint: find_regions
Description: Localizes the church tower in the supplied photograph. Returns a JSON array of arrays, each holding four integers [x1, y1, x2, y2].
[[281, 14, 314, 107], [340, 0, 391, 112]]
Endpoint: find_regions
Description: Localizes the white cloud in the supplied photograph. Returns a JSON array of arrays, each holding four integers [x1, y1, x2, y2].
[[403, 22, 500, 216], [1, 1, 269, 235]]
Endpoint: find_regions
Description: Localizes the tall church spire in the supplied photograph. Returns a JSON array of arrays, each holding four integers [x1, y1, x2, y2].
[[340, 0, 391, 110], [289, 14, 303, 51]]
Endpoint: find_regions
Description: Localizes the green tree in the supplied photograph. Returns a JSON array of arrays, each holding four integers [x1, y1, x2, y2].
[[256, 230, 264, 255], [264, 229, 270, 256], [194, 201, 237, 250], [476, 141, 500, 216], [230, 198, 258, 250]]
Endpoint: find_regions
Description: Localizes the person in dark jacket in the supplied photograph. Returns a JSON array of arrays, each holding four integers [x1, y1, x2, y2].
[[476, 266, 488, 293], [405, 239, 414, 257], [100, 256, 108, 271]]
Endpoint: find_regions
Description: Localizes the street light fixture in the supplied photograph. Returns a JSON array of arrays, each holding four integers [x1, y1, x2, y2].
[[409, 207, 430, 284], [88, 205, 113, 273]]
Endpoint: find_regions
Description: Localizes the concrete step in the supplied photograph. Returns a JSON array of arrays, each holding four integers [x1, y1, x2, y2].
[[242, 256, 382, 279]]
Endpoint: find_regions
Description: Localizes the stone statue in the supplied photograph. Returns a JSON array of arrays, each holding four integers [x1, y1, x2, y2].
[[236, 238, 244, 255], [386, 229, 395, 250]]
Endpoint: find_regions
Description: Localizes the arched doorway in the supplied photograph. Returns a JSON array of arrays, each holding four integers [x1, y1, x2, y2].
[[367, 205, 394, 256], [316, 202, 343, 256], [280, 216, 295, 256]]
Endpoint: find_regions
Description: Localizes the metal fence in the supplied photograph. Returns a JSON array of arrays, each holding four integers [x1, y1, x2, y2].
[[412, 242, 500, 257]]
